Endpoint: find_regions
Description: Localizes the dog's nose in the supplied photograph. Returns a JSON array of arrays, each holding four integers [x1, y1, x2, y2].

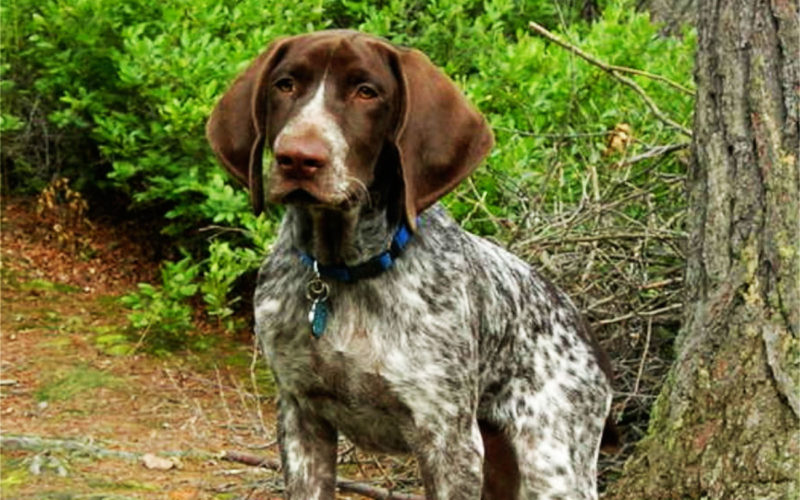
[[274, 136, 330, 178]]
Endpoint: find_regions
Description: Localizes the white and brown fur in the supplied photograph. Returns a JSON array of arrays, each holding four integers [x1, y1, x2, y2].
[[207, 30, 617, 500]]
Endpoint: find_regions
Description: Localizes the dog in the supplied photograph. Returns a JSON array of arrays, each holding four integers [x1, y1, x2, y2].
[[207, 30, 616, 500]]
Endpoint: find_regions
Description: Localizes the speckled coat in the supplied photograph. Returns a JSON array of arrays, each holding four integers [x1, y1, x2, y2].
[[254, 205, 612, 500], [207, 30, 616, 500]]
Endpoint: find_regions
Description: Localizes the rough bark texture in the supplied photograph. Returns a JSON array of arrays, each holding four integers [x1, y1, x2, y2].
[[606, 1, 800, 499]]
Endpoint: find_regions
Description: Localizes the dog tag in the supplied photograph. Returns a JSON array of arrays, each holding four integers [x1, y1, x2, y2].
[[308, 298, 328, 338], [306, 261, 330, 339]]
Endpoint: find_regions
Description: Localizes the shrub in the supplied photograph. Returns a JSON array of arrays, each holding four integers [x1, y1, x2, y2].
[[120, 254, 200, 354], [2, 0, 695, 353], [0, 0, 161, 196]]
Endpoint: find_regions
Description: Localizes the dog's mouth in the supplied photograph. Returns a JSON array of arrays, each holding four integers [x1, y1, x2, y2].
[[267, 177, 329, 205], [269, 181, 367, 211], [281, 188, 323, 206], [273, 187, 359, 211]]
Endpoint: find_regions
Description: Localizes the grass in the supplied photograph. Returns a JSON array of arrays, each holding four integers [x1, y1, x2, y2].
[[18, 279, 81, 294], [93, 331, 136, 356], [34, 364, 123, 402], [0, 456, 29, 496]]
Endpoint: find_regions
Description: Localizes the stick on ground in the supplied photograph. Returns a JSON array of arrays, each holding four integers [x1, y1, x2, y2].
[[221, 450, 425, 500]]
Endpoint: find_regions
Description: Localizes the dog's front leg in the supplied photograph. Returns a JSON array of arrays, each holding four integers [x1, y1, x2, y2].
[[413, 418, 484, 500], [278, 395, 337, 500]]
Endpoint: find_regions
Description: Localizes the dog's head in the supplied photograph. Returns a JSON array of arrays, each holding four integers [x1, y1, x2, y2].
[[206, 30, 492, 230]]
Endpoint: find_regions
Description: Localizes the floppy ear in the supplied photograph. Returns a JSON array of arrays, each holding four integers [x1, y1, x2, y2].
[[206, 39, 289, 214], [394, 49, 493, 230]]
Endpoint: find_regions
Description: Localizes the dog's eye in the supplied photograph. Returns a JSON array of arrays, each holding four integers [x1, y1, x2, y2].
[[355, 84, 378, 100], [275, 78, 295, 94]]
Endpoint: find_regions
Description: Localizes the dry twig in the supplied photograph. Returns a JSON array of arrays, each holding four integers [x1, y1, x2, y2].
[[617, 142, 690, 167], [528, 21, 693, 137], [221, 450, 424, 500]]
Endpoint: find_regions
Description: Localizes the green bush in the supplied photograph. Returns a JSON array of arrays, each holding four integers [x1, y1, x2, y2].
[[1, 0, 157, 195], [2, 0, 695, 350], [120, 254, 201, 353], [201, 239, 262, 325]]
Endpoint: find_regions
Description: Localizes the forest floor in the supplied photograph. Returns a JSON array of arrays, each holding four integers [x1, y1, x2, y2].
[[0, 198, 419, 499]]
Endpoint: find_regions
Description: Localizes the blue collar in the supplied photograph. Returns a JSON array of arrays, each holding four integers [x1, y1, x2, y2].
[[296, 221, 414, 282]]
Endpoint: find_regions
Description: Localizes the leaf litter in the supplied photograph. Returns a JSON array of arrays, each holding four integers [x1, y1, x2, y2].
[[1, 198, 423, 499]]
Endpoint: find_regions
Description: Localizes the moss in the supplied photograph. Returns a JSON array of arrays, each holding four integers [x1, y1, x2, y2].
[[39, 337, 72, 350], [0, 267, 23, 289], [85, 477, 160, 491], [35, 364, 122, 402], [0, 456, 29, 496], [93, 332, 135, 356], [635, 368, 686, 461], [19, 279, 81, 294]]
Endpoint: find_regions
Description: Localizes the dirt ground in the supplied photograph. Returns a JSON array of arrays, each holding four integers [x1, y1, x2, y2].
[[0, 198, 419, 499]]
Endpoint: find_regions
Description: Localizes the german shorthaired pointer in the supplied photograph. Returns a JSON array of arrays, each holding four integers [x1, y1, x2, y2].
[[207, 30, 617, 500]]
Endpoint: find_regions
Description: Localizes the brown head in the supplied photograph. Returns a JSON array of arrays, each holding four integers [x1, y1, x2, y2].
[[206, 30, 493, 230]]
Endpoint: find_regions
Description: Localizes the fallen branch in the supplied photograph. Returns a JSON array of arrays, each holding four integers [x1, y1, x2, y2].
[[2, 435, 422, 500], [221, 450, 424, 500], [528, 230, 684, 246], [593, 302, 683, 326], [338, 479, 425, 500], [1, 434, 142, 461], [528, 21, 693, 138], [220, 450, 280, 469], [639, 277, 683, 290], [0, 434, 212, 461], [618, 142, 690, 167]]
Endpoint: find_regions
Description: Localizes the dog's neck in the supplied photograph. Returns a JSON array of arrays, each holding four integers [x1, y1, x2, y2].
[[280, 146, 405, 266], [285, 204, 399, 266]]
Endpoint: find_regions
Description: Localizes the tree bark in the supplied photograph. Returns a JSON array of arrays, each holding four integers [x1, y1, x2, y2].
[[607, 1, 800, 499]]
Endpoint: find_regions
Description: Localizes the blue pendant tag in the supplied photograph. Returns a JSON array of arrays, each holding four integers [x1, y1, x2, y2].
[[306, 261, 330, 339], [309, 299, 328, 338]]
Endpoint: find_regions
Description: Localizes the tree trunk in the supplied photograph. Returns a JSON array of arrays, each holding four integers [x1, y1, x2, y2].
[[606, 1, 800, 499]]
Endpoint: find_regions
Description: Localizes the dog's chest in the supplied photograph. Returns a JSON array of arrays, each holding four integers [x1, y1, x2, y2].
[[254, 231, 476, 451], [257, 279, 441, 452], [302, 341, 415, 452]]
